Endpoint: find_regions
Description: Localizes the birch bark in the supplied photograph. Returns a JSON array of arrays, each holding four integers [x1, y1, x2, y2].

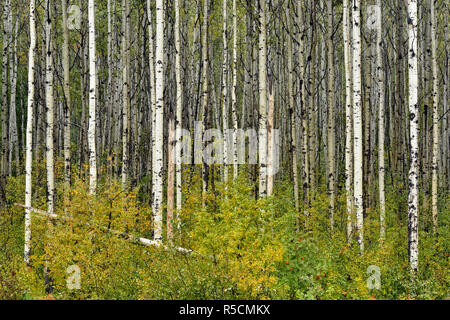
[[407, 0, 419, 272], [88, 0, 98, 194], [24, 0, 37, 264], [352, 0, 364, 253]]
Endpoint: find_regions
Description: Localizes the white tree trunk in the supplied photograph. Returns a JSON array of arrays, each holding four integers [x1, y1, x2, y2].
[[287, 5, 298, 208], [343, 0, 353, 243], [430, 0, 439, 235], [1, 0, 11, 178], [24, 0, 37, 265], [152, 0, 165, 242], [147, 0, 157, 185], [232, 0, 238, 179], [352, 0, 364, 253], [258, 0, 268, 198], [174, 0, 183, 215], [407, 0, 419, 272], [88, 0, 98, 194], [122, 0, 130, 186], [221, 0, 228, 184], [45, 0, 55, 213], [376, 0, 386, 241], [327, 0, 336, 231], [297, 0, 309, 215], [62, 0, 71, 187], [8, 20, 18, 176]]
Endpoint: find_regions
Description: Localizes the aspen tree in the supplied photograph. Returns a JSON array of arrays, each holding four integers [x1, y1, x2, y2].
[[174, 0, 183, 213], [45, 0, 55, 213], [327, 0, 336, 231], [147, 0, 157, 187], [88, 0, 98, 194], [343, 0, 353, 242], [122, 0, 130, 186], [297, 0, 309, 215], [1, 0, 11, 180], [267, 75, 274, 197], [222, 0, 228, 184], [62, 0, 71, 187], [430, 0, 439, 235], [153, 0, 165, 241], [200, 0, 209, 200], [407, 0, 419, 272], [352, 0, 364, 253], [232, 0, 238, 179], [376, 0, 386, 241], [258, 0, 268, 198], [8, 20, 18, 175], [287, 4, 299, 210], [24, 0, 37, 264]]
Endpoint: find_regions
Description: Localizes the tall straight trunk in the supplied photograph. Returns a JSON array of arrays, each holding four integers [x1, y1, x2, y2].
[[231, 0, 238, 179], [201, 0, 209, 200], [287, 4, 299, 210], [430, 0, 439, 235], [377, 0, 386, 241], [407, 0, 419, 273], [122, 0, 130, 186], [147, 0, 157, 191], [343, 0, 353, 242], [308, 1, 317, 194], [221, 0, 228, 184], [327, 0, 336, 231], [297, 0, 308, 215], [45, 0, 55, 213], [167, 114, 175, 241], [258, 0, 268, 198], [445, 0, 449, 189], [267, 76, 274, 197], [8, 20, 18, 175], [24, 0, 37, 265], [106, 0, 113, 176], [62, 0, 71, 187], [88, 0, 98, 194], [1, 0, 11, 180], [352, 0, 364, 253], [153, 0, 165, 241], [174, 0, 183, 214]]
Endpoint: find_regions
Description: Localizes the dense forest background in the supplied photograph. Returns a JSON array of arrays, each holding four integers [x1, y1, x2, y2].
[[0, 0, 449, 300]]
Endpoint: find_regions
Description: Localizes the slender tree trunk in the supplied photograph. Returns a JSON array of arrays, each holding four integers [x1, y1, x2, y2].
[[8, 20, 18, 176], [147, 0, 157, 196], [376, 0, 386, 241], [174, 0, 183, 215], [152, 0, 165, 241], [352, 0, 364, 253], [200, 0, 210, 202], [221, 0, 228, 184], [24, 0, 37, 265], [327, 0, 336, 231], [343, 0, 353, 242], [258, 0, 268, 198], [430, 0, 439, 236], [1, 0, 11, 182], [45, 0, 55, 213], [231, 0, 238, 179], [88, 0, 98, 194], [286, 4, 298, 210], [62, 0, 71, 187], [122, 0, 130, 186], [267, 75, 274, 197], [407, 0, 419, 273], [297, 0, 309, 215]]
